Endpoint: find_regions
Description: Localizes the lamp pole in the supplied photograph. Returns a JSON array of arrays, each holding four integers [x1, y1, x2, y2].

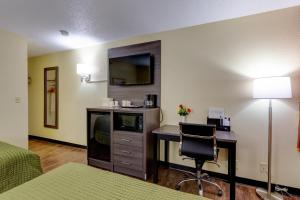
[[268, 99, 272, 198], [256, 99, 281, 200]]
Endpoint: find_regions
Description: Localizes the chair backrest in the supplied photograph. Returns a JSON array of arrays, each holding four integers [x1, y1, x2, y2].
[[179, 122, 217, 161]]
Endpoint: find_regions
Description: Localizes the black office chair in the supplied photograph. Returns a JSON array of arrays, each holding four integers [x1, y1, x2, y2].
[[175, 122, 223, 196]]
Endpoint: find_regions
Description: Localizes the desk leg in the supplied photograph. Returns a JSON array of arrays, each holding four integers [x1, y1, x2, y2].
[[228, 143, 236, 200], [164, 141, 169, 168], [153, 135, 160, 183]]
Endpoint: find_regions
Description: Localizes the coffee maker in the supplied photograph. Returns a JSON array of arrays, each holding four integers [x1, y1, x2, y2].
[[144, 94, 157, 108]]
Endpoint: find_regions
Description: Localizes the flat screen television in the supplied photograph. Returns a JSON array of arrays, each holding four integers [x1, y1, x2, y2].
[[109, 53, 153, 86]]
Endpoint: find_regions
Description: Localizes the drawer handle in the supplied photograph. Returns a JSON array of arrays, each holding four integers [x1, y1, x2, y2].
[[121, 138, 132, 143], [120, 161, 131, 166], [121, 150, 131, 155]]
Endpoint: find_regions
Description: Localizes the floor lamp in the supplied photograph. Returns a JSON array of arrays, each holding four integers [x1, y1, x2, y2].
[[253, 77, 292, 200]]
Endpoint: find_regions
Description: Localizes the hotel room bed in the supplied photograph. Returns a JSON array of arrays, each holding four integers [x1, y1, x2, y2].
[[0, 141, 42, 193], [0, 163, 207, 200]]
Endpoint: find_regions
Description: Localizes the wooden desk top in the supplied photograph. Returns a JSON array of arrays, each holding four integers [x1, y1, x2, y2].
[[152, 125, 237, 143]]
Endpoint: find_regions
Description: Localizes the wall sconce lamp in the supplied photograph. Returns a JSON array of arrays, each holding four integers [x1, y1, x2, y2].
[[76, 64, 107, 83]]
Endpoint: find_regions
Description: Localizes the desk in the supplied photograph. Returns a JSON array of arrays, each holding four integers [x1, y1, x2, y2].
[[152, 125, 237, 200]]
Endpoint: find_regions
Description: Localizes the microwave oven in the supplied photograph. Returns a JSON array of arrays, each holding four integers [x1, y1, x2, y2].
[[114, 112, 143, 133]]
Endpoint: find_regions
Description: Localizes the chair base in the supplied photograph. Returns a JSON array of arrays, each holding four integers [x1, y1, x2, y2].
[[256, 188, 283, 200], [175, 159, 223, 197], [175, 176, 223, 197]]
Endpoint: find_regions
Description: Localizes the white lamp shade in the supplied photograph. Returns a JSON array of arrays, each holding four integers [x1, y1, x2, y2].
[[253, 77, 292, 99], [77, 64, 92, 76]]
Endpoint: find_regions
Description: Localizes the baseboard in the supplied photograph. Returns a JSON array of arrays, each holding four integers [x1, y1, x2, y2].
[[28, 135, 87, 149], [159, 161, 300, 196]]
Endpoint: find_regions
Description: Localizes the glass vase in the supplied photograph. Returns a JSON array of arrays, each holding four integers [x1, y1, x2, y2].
[[180, 116, 187, 123]]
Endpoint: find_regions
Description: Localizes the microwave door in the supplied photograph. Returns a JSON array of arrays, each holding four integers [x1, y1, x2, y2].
[[115, 113, 143, 133], [120, 115, 137, 131]]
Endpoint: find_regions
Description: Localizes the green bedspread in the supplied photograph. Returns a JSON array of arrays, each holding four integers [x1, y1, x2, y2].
[[0, 141, 42, 193], [0, 163, 207, 200]]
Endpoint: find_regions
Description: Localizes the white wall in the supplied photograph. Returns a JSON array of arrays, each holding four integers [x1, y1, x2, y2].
[[28, 7, 300, 188], [0, 29, 28, 148]]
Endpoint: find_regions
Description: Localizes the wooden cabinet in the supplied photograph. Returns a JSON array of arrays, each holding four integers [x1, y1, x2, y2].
[[87, 107, 160, 180]]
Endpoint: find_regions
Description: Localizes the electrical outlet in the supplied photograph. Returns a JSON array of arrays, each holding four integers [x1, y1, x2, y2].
[[236, 160, 239, 171], [260, 162, 268, 174]]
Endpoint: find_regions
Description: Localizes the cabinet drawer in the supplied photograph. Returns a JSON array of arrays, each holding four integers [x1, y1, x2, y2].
[[114, 155, 143, 171], [114, 165, 145, 180], [114, 144, 143, 159], [113, 131, 143, 147]]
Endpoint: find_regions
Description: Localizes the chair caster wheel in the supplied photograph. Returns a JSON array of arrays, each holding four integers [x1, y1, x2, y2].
[[175, 185, 181, 191], [217, 190, 223, 196]]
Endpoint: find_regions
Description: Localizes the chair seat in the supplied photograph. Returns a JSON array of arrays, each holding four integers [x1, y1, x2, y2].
[[181, 140, 214, 161]]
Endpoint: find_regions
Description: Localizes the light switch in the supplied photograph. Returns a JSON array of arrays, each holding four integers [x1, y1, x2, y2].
[[15, 97, 21, 103]]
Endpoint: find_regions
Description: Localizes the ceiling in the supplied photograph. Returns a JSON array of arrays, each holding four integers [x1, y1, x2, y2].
[[0, 0, 299, 57]]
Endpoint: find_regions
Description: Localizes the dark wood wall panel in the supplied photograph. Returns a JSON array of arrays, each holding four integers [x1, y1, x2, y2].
[[108, 40, 161, 106]]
